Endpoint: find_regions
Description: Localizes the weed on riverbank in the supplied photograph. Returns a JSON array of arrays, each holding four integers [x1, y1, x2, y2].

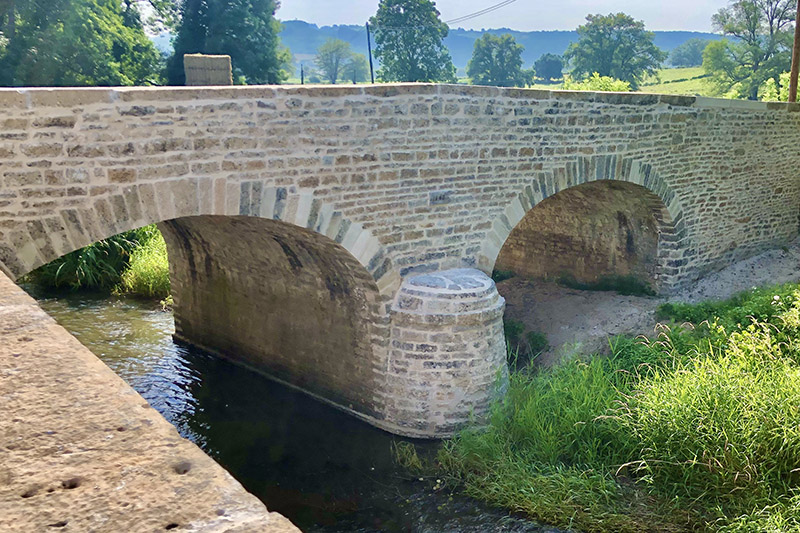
[[24, 224, 171, 300], [115, 228, 170, 299], [437, 284, 800, 532]]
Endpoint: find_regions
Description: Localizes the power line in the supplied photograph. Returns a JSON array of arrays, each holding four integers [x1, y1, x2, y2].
[[369, 0, 520, 30], [444, 0, 518, 25]]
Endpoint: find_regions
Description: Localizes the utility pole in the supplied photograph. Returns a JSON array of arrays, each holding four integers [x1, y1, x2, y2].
[[300, 63, 304, 85], [790, 0, 800, 102], [366, 22, 375, 84]]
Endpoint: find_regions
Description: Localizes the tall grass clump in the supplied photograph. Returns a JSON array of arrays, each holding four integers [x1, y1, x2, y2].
[[437, 284, 800, 532], [115, 227, 170, 299], [24, 224, 171, 300], [24, 226, 154, 291]]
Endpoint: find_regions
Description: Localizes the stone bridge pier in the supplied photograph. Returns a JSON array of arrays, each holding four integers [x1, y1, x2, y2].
[[160, 214, 507, 438], [1, 84, 799, 438]]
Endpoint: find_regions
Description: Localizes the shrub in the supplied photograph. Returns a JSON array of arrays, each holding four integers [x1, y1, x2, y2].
[[525, 331, 548, 355], [491, 269, 514, 283], [503, 318, 549, 368], [562, 72, 632, 92]]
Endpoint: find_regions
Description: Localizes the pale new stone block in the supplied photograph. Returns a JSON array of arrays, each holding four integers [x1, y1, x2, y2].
[[293, 193, 314, 228], [340, 221, 365, 252], [212, 178, 226, 215], [260, 186, 277, 219]]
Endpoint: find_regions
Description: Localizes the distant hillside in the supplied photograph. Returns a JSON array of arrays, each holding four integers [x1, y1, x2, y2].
[[279, 20, 723, 70]]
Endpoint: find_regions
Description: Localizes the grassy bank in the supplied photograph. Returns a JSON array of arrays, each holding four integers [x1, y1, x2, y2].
[[437, 283, 800, 532], [25, 225, 171, 300]]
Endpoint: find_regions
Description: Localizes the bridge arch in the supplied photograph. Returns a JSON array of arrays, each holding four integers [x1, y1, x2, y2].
[[8, 179, 410, 431], [8, 180, 399, 298], [478, 155, 691, 293]]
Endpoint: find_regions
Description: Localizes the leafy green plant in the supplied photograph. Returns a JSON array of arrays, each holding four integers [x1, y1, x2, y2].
[[562, 72, 632, 92], [491, 269, 514, 283], [392, 441, 426, 474], [25, 228, 149, 291], [525, 331, 549, 356]]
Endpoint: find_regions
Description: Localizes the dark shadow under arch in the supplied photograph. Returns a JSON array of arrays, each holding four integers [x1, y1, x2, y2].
[[495, 180, 677, 293], [160, 215, 389, 420]]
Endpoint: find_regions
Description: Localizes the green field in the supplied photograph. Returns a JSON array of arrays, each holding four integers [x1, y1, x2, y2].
[[639, 66, 716, 96], [287, 67, 721, 98]]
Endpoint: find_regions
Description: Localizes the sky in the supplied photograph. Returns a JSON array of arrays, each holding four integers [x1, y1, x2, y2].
[[277, 0, 728, 33]]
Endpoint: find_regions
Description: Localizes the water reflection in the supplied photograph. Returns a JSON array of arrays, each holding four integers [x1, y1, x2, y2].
[[29, 287, 553, 533]]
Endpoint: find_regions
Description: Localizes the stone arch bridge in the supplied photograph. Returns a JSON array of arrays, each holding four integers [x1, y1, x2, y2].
[[1, 84, 798, 438]]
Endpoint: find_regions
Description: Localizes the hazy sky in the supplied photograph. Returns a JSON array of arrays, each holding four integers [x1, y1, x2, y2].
[[277, 0, 728, 32]]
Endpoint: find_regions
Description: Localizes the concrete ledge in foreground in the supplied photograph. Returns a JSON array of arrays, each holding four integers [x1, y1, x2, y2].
[[0, 272, 298, 532]]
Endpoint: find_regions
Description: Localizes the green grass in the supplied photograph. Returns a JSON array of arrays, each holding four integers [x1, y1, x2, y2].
[[436, 283, 800, 532], [649, 67, 706, 83], [114, 228, 170, 299], [24, 226, 153, 291], [25, 224, 171, 300], [639, 67, 716, 96]]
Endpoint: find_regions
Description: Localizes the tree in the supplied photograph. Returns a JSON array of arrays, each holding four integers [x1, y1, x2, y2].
[[167, 0, 290, 85], [534, 53, 564, 81], [315, 38, 352, 84], [369, 0, 456, 83], [564, 13, 666, 89], [670, 38, 711, 67], [760, 70, 791, 100], [467, 33, 531, 87], [0, 0, 161, 87], [340, 53, 370, 83], [303, 64, 322, 83], [703, 0, 795, 100]]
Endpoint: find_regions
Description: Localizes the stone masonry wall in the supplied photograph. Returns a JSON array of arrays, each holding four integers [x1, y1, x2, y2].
[[389, 269, 508, 436], [495, 180, 665, 291], [0, 85, 797, 294]]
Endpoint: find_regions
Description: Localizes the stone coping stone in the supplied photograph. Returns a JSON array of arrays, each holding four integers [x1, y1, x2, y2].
[[0, 84, 797, 113], [0, 272, 298, 533], [402, 268, 497, 300]]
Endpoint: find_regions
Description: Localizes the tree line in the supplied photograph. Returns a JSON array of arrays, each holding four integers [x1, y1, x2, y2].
[[0, 0, 795, 100]]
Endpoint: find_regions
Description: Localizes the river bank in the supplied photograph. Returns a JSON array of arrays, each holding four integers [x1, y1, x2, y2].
[[499, 238, 800, 365]]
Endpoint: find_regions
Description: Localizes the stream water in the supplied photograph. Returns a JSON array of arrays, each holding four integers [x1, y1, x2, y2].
[[27, 288, 562, 533]]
